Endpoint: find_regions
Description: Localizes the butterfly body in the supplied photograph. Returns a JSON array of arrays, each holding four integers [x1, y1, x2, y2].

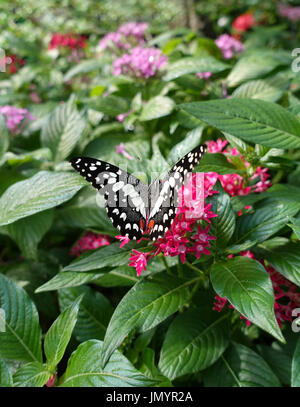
[[70, 144, 206, 240]]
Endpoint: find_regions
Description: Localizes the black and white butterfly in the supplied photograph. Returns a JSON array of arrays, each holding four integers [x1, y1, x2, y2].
[[70, 144, 206, 241]]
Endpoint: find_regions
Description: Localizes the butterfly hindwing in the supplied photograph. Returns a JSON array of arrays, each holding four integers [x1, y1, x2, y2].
[[147, 144, 207, 240], [69, 157, 148, 240]]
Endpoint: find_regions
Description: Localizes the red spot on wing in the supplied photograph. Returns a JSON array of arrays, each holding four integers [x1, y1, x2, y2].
[[139, 219, 145, 232], [147, 219, 155, 233]]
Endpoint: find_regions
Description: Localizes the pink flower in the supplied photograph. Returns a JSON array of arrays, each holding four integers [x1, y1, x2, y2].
[[0, 105, 34, 134], [49, 33, 86, 50], [129, 250, 149, 276], [116, 235, 130, 248], [70, 232, 110, 257], [113, 47, 167, 79], [118, 22, 148, 39], [206, 139, 228, 153], [195, 71, 212, 80], [99, 32, 129, 50], [278, 3, 300, 21], [115, 143, 134, 160], [45, 374, 56, 387], [215, 34, 244, 59]]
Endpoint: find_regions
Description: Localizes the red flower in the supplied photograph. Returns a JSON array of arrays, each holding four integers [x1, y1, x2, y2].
[[49, 33, 86, 50], [70, 232, 110, 257], [232, 13, 255, 33]]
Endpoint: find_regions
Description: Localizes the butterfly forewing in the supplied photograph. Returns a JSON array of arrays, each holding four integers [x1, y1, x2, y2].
[[69, 157, 148, 240], [147, 144, 207, 240]]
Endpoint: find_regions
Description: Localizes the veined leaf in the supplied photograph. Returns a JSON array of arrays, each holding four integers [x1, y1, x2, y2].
[[210, 257, 284, 342], [60, 340, 156, 387], [194, 153, 239, 174], [0, 114, 9, 160], [204, 342, 281, 387], [13, 362, 50, 387], [44, 296, 82, 371], [292, 337, 300, 387], [101, 272, 201, 365], [58, 286, 113, 342], [0, 357, 13, 386], [140, 96, 174, 121], [0, 171, 86, 226], [163, 55, 229, 81], [168, 126, 204, 166], [232, 200, 300, 245], [288, 217, 300, 239], [0, 274, 42, 363], [41, 98, 85, 163], [159, 307, 229, 380], [179, 99, 300, 149], [262, 243, 300, 287], [2, 209, 54, 259]]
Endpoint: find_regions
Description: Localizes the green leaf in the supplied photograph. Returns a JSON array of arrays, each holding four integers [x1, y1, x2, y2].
[[163, 56, 228, 81], [41, 99, 85, 163], [179, 99, 300, 149], [210, 257, 284, 342], [231, 75, 288, 102], [91, 95, 130, 116], [204, 342, 281, 387], [207, 181, 235, 249], [263, 184, 300, 204], [0, 274, 42, 363], [35, 271, 105, 293], [262, 243, 300, 287], [13, 362, 50, 387], [159, 307, 229, 380], [288, 217, 300, 239], [101, 272, 200, 365], [0, 357, 13, 386], [140, 96, 174, 121], [168, 126, 204, 165], [232, 200, 300, 245], [0, 114, 9, 159], [194, 153, 239, 174], [57, 187, 115, 233], [257, 344, 292, 385], [227, 50, 288, 87], [44, 296, 82, 371], [292, 337, 300, 387], [60, 340, 156, 387], [0, 171, 86, 226], [64, 59, 104, 81], [58, 286, 113, 342], [63, 242, 138, 272], [2, 209, 54, 259]]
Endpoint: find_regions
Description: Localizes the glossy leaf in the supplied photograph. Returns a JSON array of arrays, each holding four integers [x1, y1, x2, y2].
[[210, 257, 284, 342], [60, 340, 156, 387], [101, 272, 201, 365], [44, 296, 82, 370], [140, 96, 174, 121], [0, 274, 42, 363], [0, 171, 86, 226], [204, 342, 281, 387], [159, 307, 229, 379], [179, 99, 300, 149], [292, 337, 300, 387], [13, 362, 50, 387], [0, 357, 13, 386]]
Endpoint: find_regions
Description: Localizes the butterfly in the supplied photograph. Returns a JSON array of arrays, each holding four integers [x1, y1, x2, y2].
[[70, 144, 207, 241]]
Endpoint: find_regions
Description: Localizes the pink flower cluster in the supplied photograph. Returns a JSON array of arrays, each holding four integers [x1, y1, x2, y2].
[[125, 173, 218, 276], [49, 33, 86, 50], [195, 71, 212, 80], [214, 250, 300, 329], [70, 231, 110, 257], [215, 34, 244, 59], [99, 22, 148, 50], [278, 3, 300, 21], [0, 105, 34, 133], [206, 139, 271, 196], [113, 46, 167, 78]]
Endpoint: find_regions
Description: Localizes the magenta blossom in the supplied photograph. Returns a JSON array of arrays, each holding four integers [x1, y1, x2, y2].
[[0, 105, 34, 134], [129, 250, 149, 276], [278, 3, 300, 21], [116, 235, 130, 248], [195, 71, 212, 80], [70, 231, 110, 257], [118, 22, 148, 40], [215, 34, 244, 59], [115, 143, 134, 160], [99, 22, 148, 51], [113, 47, 167, 79]]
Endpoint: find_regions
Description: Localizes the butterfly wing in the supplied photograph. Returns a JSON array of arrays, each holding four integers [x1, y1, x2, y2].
[[70, 157, 148, 240], [147, 144, 207, 240]]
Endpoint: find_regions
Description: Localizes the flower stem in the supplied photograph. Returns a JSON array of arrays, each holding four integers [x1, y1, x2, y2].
[[185, 260, 205, 277], [160, 254, 172, 275]]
